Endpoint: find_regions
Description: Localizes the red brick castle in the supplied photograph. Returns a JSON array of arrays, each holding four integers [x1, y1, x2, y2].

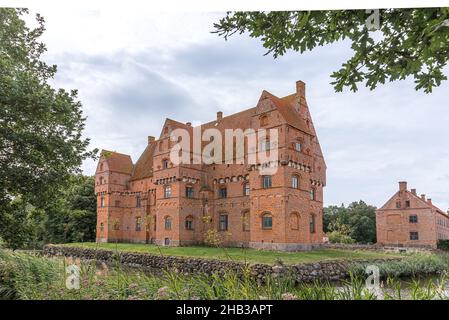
[[95, 80, 326, 250]]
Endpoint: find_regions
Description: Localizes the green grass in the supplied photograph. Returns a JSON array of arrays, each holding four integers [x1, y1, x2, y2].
[[61, 242, 400, 265], [2, 249, 449, 300]]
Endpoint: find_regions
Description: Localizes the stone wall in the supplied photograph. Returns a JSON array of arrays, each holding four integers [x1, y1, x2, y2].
[[43, 245, 397, 283]]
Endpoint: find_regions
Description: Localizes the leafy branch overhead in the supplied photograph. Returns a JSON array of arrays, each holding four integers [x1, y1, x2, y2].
[[213, 9, 449, 93]]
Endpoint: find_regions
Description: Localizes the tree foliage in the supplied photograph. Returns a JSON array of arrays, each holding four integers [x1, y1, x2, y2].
[[324, 201, 377, 244], [0, 175, 97, 249], [0, 8, 96, 209], [214, 9, 449, 93]]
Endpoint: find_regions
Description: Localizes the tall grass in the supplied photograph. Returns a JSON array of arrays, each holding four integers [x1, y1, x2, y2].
[[350, 253, 449, 279], [1, 249, 448, 300]]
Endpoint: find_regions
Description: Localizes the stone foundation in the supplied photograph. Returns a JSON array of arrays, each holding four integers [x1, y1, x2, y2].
[[43, 244, 399, 283]]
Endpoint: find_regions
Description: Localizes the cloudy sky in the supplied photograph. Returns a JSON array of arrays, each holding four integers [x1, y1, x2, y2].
[[28, 7, 449, 210]]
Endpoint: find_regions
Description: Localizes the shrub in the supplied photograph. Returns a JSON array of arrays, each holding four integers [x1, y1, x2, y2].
[[350, 253, 449, 279], [327, 231, 356, 244], [437, 239, 449, 251]]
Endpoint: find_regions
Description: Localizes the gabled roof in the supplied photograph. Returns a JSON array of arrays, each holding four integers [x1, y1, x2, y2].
[[100, 150, 133, 174], [130, 142, 156, 181], [262, 91, 314, 136], [160, 118, 192, 138], [379, 189, 448, 218]]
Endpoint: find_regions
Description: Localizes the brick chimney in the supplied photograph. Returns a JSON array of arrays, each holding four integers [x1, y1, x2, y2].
[[217, 111, 223, 122], [399, 181, 407, 192], [296, 80, 306, 98], [148, 136, 155, 144], [427, 198, 432, 205], [421, 194, 426, 201], [186, 122, 192, 126], [411, 189, 417, 196]]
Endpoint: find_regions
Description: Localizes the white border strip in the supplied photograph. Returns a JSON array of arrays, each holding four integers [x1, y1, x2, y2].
[[0, 0, 448, 11]]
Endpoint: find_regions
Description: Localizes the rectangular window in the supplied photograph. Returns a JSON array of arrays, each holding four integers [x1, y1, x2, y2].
[[396, 201, 401, 208], [185, 186, 194, 198], [136, 196, 141, 208], [244, 183, 250, 196], [292, 176, 299, 189], [100, 197, 105, 208], [219, 214, 228, 231], [309, 215, 316, 233], [165, 218, 172, 230], [262, 175, 272, 189], [410, 231, 419, 240], [219, 187, 227, 198], [295, 142, 302, 152], [409, 215, 418, 223], [163, 159, 169, 169], [310, 188, 316, 201], [164, 185, 172, 198], [262, 215, 272, 230], [260, 139, 270, 152], [405, 200, 410, 208], [185, 219, 193, 230], [135, 218, 142, 231]]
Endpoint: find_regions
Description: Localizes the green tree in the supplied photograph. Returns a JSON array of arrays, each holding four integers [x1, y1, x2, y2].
[[0, 175, 96, 248], [0, 8, 96, 209], [214, 9, 449, 93], [323, 201, 377, 244], [0, 9, 96, 246], [0, 198, 37, 250], [41, 175, 97, 243]]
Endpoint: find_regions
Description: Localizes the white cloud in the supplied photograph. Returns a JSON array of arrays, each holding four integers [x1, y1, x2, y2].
[[26, 8, 449, 211]]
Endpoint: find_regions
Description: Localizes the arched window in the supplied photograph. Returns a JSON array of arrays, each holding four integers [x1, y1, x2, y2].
[[100, 222, 104, 232], [242, 211, 250, 231], [135, 217, 142, 231], [164, 216, 172, 230], [136, 195, 141, 207], [185, 216, 194, 230], [292, 175, 299, 189], [290, 212, 299, 230], [262, 213, 273, 230], [243, 183, 250, 196], [309, 214, 316, 233], [164, 185, 172, 198], [99, 176, 104, 185], [100, 196, 105, 208], [100, 163, 104, 171]]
